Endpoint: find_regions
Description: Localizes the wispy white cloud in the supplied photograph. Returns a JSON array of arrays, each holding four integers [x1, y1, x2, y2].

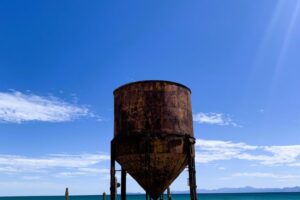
[[57, 168, 110, 178], [0, 91, 94, 123], [78, 168, 110, 174], [56, 171, 89, 177], [263, 145, 300, 165], [0, 166, 20, 173], [0, 153, 110, 174], [288, 162, 300, 167], [196, 139, 300, 167], [193, 112, 237, 126], [195, 139, 257, 163], [21, 176, 41, 180]]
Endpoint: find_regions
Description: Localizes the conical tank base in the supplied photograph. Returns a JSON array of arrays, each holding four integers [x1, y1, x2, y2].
[[115, 135, 190, 199], [117, 154, 187, 199]]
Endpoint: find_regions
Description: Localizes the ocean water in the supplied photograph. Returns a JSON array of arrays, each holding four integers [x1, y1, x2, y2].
[[1, 193, 300, 200]]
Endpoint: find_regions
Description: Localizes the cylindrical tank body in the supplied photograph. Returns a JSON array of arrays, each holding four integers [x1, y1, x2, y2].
[[113, 81, 194, 199]]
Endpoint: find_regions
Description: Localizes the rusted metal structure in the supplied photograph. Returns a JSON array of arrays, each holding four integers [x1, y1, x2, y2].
[[111, 80, 197, 200]]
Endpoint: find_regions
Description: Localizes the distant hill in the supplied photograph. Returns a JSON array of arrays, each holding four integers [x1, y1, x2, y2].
[[199, 186, 300, 193], [171, 186, 300, 194]]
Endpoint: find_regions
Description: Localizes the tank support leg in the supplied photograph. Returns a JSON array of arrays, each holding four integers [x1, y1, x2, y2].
[[121, 168, 126, 200], [110, 140, 116, 200], [167, 187, 172, 200], [187, 136, 197, 200]]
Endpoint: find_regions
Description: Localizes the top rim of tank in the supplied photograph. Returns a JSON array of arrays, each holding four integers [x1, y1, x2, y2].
[[113, 80, 192, 94]]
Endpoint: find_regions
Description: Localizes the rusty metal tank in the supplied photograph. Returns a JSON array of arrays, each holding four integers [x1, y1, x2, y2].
[[113, 80, 194, 199]]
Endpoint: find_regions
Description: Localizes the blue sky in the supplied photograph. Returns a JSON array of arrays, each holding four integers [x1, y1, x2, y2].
[[1, 0, 300, 196]]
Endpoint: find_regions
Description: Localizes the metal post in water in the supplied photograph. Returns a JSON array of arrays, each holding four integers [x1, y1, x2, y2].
[[121, 168, 127, 200], [110, 140, 116, 200], [159, 194, 163, 200], [102, 192, 106, 200], [186, 136, 197, 200], [167, 187, 172, 200], [65, 188, 69, 200]]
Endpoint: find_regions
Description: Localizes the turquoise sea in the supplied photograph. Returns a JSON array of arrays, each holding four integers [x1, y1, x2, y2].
[[1, 193, 300, 200]]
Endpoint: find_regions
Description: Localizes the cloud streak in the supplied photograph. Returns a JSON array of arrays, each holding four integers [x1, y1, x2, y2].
[[0, 153, 110, 174], [0, 91, 93, 123], [196, 139, 300, 167], [57, 168, 110, 177], [193, 112, 237, 126]]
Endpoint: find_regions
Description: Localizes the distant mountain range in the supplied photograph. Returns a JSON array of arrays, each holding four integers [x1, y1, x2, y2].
[[171, 186, 300, 194]]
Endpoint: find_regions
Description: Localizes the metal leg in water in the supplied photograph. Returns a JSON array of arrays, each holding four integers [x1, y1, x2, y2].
[[167, 187, 172, 200], [121, 168, 127, 200], [187, 136, 198, 200], [110, 140, 116, 200]]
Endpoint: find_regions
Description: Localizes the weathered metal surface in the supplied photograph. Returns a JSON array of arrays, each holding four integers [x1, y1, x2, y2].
[[114, 81, 193, 137], [113, 81, 194, 199]]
